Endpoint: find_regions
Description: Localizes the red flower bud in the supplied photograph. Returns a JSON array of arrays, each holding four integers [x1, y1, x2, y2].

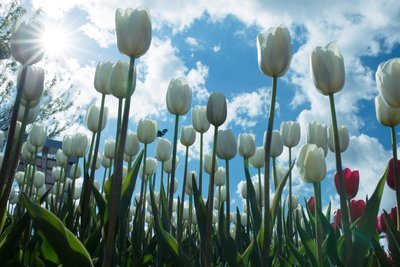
[[387, 158, 400, 190], [333, 209, 341, 230], [377, 207, 397, 233], [334, 168, 359, 199], [350, 199, 366, 222], [307, 196, 315, 215]]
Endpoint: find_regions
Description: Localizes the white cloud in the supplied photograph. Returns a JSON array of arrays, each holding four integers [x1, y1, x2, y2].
[[212, 45, 221, 52], [185, 37, 199, 47]]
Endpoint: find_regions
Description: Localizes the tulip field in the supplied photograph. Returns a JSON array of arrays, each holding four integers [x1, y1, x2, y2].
[[1, 5, 400, 267]]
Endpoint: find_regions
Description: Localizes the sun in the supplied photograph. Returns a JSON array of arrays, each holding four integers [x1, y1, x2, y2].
[[41, 24, 70, 58]]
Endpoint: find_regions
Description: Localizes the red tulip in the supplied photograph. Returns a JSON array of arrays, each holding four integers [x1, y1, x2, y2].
[[350, 199, 366, 222], [376, 207, 397, 233], [333, 209, 341, 230], [387, 158, 400, 190], [334, 168, 359, 199], [307, 196, 315, 215]]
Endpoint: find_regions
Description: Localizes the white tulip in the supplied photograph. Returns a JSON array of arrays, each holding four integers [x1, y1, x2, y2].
[[376, 58, 400, 108], [328, 125, 349, 153], [192, 105, 210, 133], [238, 133, 256, 158], [280, 121, 301, 148], [166, 77, 192, 115], [296, 144, 326, 183]]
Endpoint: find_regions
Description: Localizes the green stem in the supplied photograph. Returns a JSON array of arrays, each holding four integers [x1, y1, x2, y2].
[[225, 159, 230, 235], [288, 147, 293, 239], [272, 158, 283, 252], [0, 65, 27, 189], [245, 158, 250, 234], [71, 157, 80, 199], [189, 193, 193, 236], [101, 167, 107, 195], [313, 182, 323, 267], [328, 93, 352, 255], [199, 133, 204, 195], [263, 75, 277, 265], [205, 126, 219, 267], [178, 146, 189, 242], [115, 98, 123, 158], [257, 167, 262, 207], [103, 56, 135, 267], [390, 125, 400, 231], [87, 131, 96, 169], [58, 161, 69, 214], [168, 114, 180, 222]]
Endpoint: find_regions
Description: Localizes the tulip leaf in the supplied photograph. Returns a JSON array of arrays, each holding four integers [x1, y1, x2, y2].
[[192, 175, 208, 240], [0, 213, 29, 263], [384, 212, 400, 264], [349, 168, 386, 267], [371, 236, 391, 267], [326, 229, 342, 267], [91, 179, 107, 224], [244, 161, 262, 233], [148, 183, 192, 266], [217, 203, 243, 267], [21, 193, 93, 267], [296, 215, 318, 267]]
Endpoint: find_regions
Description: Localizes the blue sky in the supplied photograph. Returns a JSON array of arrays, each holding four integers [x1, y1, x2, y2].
[[10, 0, 400, 212]]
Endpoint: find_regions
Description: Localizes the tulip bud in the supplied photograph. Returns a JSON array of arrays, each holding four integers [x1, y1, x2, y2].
[[101, 154, 112, 168], [257, 26, 292, 77], [333, 209, 342, 230], [192, 105, 210, 133], [73, 185, 82, 200], [28, 124, 46, 148], [173, 177, 179, 193], [386, 158, 400, 190], [0, 153, 3, 168], [110, 61, 136, 99], [56, 149, 68, 166], [17, 104, 40, 123], [217, 186, 227, 202], [280, 121, 301, 148], [376, 58, 400, 108], [163, 156, 178, 174], [71, 133, 88, 158], [238, 133, 256, 158], [89, 152, 102, 170], [52, 166, 63, 182], [104, 139, 116, 159], [137, 118, 157, 144], [70, 164, 81, 179], [217, 129, 237, 160], [21, 142, 34, 160], [26, 140, 42, 154], [125, 131, 140, 157], [33, 171, 45, 188], [62, 135, 73, 157], [311, 42, 345, 95], [240, 181, 247, 199], [350, 199, 366, 222], [124, 153, 134, 163], [0, 130, 4, 150], [328, 125, 349, 153], [156, 137, 171, 162], [268, 130, 283, 158], [204, 153, 218, 174], [334, 168, 359, 199], [10, 20, 44, 65], [185, 170, 197, 190], [19, 66, 44, 107], [375, 95, 400, 127], [307, 196, 315, 215], [206, 93, 227, 127], [286, 194, 298, 210], [307, 121, 328, 156], [166, 77, 192, 115], [94, 61, 113, 95], [86, 104, 108, 132], [296, 144, 326, 183], [15, 172, 25, 186], [214, 167, 226, 186], [115, 8, 152, 57], [274, 166, 286, 186], [376, 207, 397, 233], [241, 213, 247, 226], [249, 146, 264, 168], [139, 157, 157, 179], [180, 125, 196, 147]]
